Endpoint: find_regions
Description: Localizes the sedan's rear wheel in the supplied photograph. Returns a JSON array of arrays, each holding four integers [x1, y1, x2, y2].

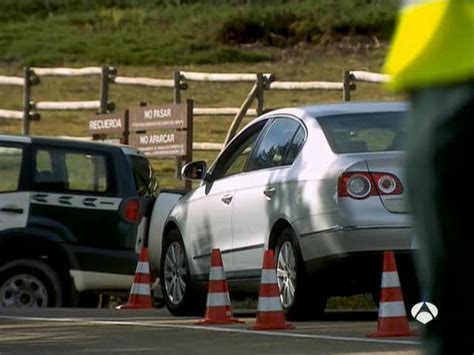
[[160, 229, 204, 316], [275, 228, 326, 320]]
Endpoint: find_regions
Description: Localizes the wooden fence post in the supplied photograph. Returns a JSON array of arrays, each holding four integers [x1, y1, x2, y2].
[[122, 109, 130, 145], [22, 67, 35, 135], [173, 70, 182, 104], [256, 73, 265, 116], [184, 100, 193, 191], [99, 66, 111, 114], [343, 70, 352, 102], [173, 70, 183, 180]]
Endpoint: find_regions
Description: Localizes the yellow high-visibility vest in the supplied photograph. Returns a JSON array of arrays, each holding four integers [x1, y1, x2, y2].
[[384, 0, 474, 92]]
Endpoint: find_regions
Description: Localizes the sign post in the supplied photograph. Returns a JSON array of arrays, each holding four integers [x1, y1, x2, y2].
[[88, 101, 193, 189], [128, 100, 193, 190]]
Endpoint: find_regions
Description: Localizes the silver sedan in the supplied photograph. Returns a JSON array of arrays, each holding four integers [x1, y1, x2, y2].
[[158, 102, 418, 319]]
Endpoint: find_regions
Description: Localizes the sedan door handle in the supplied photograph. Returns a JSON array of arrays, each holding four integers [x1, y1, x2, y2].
[[263, 187, 276, 199], [221, 194, 233, 205], [0, 207, 24, 214]]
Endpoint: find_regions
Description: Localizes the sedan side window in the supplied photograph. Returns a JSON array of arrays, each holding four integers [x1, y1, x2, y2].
[[212, 121, 267, 180], [282, 126, 306, 165], [221, 130, 260, 178], [247, 118, 301, 171]]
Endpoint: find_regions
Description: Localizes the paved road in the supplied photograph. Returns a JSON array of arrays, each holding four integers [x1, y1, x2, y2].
[[0, 308, 422, 354]]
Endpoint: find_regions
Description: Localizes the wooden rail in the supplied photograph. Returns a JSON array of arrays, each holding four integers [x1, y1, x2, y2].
[[0, 75, 24, 86], [58, 135, 224, 152], [193, 107, 257, 116], [349, 71, 390, 83], [34, 101, 101, 111], [112, 76, 175, 88], [267, 80, 344, 91], [0, 109, 23, 120], [31, 67, 103, 76], [180, 71, 272, 82], [224, 82, 259, 146]]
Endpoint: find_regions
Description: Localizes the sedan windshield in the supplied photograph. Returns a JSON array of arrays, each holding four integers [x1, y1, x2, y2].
[[317, 112, 406, 153]]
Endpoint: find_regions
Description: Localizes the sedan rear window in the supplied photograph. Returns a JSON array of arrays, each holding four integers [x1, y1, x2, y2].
[[316, 112, 406, 153]]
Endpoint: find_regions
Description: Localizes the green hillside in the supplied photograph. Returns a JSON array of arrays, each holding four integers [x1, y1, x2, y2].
[[0, 0, 398, 66]]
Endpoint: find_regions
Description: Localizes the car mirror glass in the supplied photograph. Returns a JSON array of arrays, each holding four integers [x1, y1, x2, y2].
[[181, 161, 207, 181]]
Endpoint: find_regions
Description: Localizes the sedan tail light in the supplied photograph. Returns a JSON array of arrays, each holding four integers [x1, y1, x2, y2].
[[338, 172, 403, 199]]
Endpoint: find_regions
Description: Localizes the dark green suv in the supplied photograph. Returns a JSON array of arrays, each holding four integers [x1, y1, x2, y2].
[[0, 135, 158, 307]]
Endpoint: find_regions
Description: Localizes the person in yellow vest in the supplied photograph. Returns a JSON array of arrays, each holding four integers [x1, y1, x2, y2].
[[384, 1, 473, 353]]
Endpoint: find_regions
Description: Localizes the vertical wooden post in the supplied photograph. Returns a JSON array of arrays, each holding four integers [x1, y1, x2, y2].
[[22, 67, 32, 135], [256, 73, 265, 116], [173, 71, 183, 181], [99, 66, 110, 114], [343, 70, 352, 102], [184, 100, 193, 191], [122, 110, 130, 145], [173, 71, 182, 104]]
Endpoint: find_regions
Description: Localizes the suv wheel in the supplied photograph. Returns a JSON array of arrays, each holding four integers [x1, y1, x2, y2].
[[0, 259, 62, 307]]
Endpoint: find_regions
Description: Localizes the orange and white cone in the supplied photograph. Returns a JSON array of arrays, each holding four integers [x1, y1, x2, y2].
[[197, 249, 242, 324], [252, 249, 294, 330], [117, 246, 153, 309], [368, 251, 415, 337]]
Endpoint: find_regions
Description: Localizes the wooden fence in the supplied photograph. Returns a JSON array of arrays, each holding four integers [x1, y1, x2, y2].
[[0, 67, 388, 151]]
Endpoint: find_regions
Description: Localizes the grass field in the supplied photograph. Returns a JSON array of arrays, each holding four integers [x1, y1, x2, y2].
[[0, 0, 398, 66]]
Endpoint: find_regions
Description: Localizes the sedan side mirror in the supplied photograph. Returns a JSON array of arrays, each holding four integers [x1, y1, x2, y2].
[[181, 161, 208, 181]]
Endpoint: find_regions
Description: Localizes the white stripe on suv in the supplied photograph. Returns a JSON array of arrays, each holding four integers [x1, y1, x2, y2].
[[31, 193, 121, 210]]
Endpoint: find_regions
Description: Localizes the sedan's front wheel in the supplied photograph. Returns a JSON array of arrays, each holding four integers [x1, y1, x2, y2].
[[275, 228, 326, 320], [160, 229, 204, 316]]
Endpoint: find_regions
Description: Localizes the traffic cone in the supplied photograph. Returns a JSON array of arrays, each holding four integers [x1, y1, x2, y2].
[[252, 249, 294, 330], [197, 249, 242, 324], [368, 251, 415, 337], [117, 246, 153, 309]]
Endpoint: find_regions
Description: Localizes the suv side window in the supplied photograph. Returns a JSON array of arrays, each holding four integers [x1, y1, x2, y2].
[[0, 146, 23, 193], [33, 148, 109, 193], [65, 152, 108, 192], [247, 118, 302, 171]]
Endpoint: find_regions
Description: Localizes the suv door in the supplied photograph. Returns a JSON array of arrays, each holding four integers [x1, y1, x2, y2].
[[0, 144, 29, 233]]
